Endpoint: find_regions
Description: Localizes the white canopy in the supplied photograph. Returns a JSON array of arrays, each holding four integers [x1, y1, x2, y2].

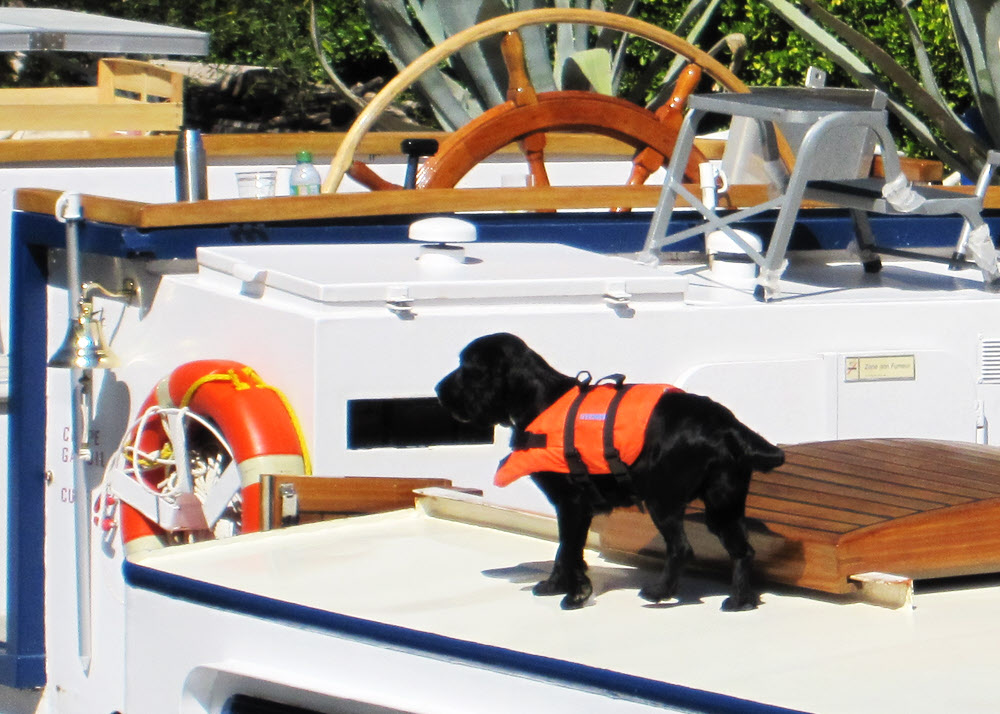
[[0, 8, 208, 55]]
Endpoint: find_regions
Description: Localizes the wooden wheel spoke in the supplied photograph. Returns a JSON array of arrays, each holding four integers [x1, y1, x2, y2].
[[519, 132, 550, 188], [502, 31, 538, 109], [616, 63, 705, 212]]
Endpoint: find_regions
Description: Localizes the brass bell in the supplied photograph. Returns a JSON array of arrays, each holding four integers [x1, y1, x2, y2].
[[48, 300, 119, 370]]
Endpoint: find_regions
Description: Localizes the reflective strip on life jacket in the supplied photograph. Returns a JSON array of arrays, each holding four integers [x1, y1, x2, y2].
[[495, 382, 678, 486]]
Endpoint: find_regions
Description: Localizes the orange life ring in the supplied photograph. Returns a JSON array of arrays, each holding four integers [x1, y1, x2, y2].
[[119, 360, 309, 555]]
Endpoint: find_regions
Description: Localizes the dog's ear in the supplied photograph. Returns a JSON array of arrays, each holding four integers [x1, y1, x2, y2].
[[498, 340, 569, 428]]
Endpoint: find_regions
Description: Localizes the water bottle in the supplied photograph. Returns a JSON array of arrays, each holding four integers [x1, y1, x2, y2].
[[290, 150, 322, 195], [174, 127, 207, 201]]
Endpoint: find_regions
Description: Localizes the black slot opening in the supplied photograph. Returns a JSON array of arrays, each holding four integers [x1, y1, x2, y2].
[[347, 397, 494, 449], [224, 694, 323, 714]]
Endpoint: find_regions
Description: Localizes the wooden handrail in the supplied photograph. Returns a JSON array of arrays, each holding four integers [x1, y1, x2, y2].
[[0, 124, 941, 182], [0, 131, 728, 165], [13, 185, 666, 229], [15, 182, 895, 231]]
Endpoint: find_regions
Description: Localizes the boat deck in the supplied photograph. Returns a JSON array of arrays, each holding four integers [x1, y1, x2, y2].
[[133, 482, 1000, 714], [596, 439, 1000, 594]]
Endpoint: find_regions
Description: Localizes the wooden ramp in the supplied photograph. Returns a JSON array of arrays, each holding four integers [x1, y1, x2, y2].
[[594, 439, 1000, 594]]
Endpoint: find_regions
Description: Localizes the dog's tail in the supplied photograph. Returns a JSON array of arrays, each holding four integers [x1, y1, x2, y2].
[[732, 424, 785, 472]]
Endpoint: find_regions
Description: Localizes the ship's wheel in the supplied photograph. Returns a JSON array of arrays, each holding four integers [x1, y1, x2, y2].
[[326, 8, 749, 194]]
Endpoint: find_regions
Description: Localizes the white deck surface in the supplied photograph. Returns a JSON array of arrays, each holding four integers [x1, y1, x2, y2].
[[136, 505, 1000, 714], [685, 252, 999, 305]]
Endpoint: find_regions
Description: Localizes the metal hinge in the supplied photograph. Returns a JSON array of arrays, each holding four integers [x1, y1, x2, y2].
[[386, 285, 414, 318], [279, 483, 299, 527]]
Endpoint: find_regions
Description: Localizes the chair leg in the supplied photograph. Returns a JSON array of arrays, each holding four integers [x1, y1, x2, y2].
[[950, 219, 973, 271], [963, 217, 1000, 292], [954, 150, 1000, 271], [849, 209, 882, 274]]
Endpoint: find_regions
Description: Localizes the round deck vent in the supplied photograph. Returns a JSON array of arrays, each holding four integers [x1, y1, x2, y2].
[[409, 216, 477, 264]]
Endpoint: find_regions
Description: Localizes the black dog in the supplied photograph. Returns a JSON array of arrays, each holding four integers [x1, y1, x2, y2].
[[435, 332, 785, 611]]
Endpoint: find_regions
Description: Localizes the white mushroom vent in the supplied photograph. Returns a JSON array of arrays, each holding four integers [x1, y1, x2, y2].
[[409, 216, 477, 264], [706, 229, 762, 281]]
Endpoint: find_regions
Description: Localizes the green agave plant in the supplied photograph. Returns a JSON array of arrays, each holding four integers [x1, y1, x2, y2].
[[315, 0, 998, 179], [354, 0, 743, 131]]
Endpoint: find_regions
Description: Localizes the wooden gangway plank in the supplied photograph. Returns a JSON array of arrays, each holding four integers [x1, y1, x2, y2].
[[594, 439, 1000, 594]]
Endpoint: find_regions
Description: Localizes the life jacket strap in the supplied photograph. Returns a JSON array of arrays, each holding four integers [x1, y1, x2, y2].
[[603, 383, 632, 478], [563, 380, 591, 476], [511, 431, 547, 450], [567, 373, 643, 507]]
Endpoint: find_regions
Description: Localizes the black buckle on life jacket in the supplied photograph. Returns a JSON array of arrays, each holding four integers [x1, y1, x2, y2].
[[511, 431, 547, 451]]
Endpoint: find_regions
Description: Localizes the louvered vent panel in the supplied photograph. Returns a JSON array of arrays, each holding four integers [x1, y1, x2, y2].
[[980, 338, 1000, 383]]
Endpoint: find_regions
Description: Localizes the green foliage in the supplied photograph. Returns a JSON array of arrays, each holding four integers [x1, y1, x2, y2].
[[624, 1, 974, 161], [3, 0, 973, 117], [6, 0, 393, 89], [636, 1, 965, 100]]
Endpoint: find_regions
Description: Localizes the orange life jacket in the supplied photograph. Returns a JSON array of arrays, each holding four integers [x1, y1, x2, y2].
[[495, 375, 680, 487]]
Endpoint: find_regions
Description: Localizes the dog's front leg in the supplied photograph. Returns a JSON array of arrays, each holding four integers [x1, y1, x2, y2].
[[531, 476, 594, 609]]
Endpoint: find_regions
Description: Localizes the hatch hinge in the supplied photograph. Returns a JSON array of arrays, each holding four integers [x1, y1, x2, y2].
[[386, 285, 414, 317]]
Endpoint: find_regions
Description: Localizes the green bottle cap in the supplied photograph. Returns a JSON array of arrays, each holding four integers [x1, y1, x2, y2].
[[296, 150, 313, 162]]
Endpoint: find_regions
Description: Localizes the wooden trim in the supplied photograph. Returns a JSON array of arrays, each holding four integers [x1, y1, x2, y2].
[[873, 155, 943, 183], [16, 183, 818, 230], [0, 103, 182, 133], [15, 188, 148, 228], [260, 475, 454, 529], [0, 125, 941, 187], [838, 498, 1000, 580], [0, 86, 97, 105], [0, 131, 726, 164]]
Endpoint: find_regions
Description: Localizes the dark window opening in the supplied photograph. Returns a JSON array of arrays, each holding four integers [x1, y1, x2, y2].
[[224, 694, 324, 714], [347, 397, 494, 449]]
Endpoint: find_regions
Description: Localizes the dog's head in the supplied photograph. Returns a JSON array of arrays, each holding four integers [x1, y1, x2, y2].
[[436, 333, 562, 428]]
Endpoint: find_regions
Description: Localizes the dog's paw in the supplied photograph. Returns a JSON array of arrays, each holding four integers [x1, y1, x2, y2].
[[638, 583, 676, 603], [721, 594, 759, 612], [532, 579, 567, 597], [560, 584, 593, 610]]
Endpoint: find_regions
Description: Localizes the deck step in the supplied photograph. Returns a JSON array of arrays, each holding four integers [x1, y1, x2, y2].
[[595, 438, 1000, 594]]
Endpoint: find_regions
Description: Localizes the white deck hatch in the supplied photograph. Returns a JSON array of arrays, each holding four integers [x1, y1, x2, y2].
[[196, 242, 689, 305]]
